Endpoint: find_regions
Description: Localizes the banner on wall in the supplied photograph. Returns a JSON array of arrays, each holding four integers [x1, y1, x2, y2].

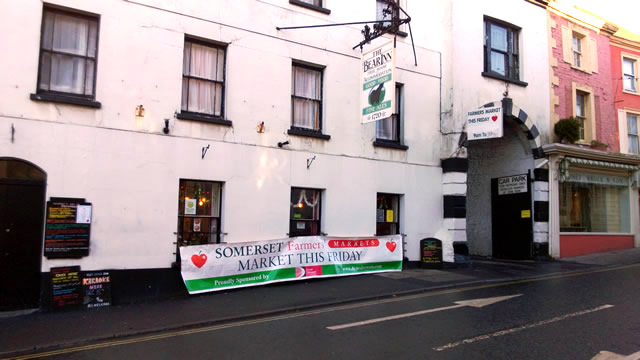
[[361, 40, 396, 124], [180, 235, 403, 294]]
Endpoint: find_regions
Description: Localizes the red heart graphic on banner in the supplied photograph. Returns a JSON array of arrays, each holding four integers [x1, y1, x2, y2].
[[386, 241, 397, 252], [491, 116, 498, 121], [191, 253, 207, 268]]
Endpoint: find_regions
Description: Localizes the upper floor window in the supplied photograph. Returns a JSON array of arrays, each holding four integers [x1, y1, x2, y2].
[[289, 0, 330, 14], [376, 84, 402, 142], [575, 91, 587, 140], [561, 26, 598, 74], [298, 0, 321, 6], [628, 114, 639, 154], [483, 17, 520, 82], [572, 35, 583, 68], [623, 57, 637, 93], [181, 38, 226, 119], [291, 63, 323, 132], [376, 0, 397, 26], [37, 7, 99, 98]]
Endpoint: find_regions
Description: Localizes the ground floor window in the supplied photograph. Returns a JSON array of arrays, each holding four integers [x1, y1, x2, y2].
[[177, 179, 222, 246], [559, 171, 630, 233], [290, 187, 321, 237], [376, 193, 400, 235]]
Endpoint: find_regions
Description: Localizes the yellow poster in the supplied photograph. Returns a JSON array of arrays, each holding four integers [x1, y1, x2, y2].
[[386, 210, 394, 222], [521, 210, 531, 218]]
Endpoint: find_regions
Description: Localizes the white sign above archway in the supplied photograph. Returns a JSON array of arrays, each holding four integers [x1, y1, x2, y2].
[[467, 105, 503, 140]]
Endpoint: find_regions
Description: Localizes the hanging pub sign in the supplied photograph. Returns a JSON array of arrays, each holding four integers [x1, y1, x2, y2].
[[361, 40, 395, 124], [466, 105, 503, 140], [180, 235, 402, 294], [44, 198, 92, 258]]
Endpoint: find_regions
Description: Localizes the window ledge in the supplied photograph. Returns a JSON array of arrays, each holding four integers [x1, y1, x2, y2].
[[176, 112, 232, 126], [622, 89, 640, 97], [373, 139, 408, 150], [30, 93, 101, 108], [287, 127, 331, 140], [288, 0, 331, 14], [481, 72, 528, 87]]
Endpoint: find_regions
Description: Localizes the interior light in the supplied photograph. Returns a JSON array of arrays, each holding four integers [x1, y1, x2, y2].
[[185, 196, 190, 200], [199, 201, 204, 206], [297, 203, 303, 208], [201, 197, 206, 202]]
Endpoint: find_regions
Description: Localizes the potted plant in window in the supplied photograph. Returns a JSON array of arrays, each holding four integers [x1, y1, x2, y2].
[[554, 117, 580, 144], [590, 139, 609, 151]]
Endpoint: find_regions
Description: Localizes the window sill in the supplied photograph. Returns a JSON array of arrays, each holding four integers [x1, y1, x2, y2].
[[287, 127, 331, 140], [176, 112, 232, 126], [30, 93, 101, 108], [288, 0, 331, 14], [481, 72, 528, 87], [373, 139, 408, 150], [622, 89, 640, 97]]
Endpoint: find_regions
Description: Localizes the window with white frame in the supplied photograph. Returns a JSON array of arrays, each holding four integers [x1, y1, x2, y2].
[[483, 17, 520, 81], [376, 84, 403, 142], [623, 57, 637, 93], [628, 113, 639, 154], [177, 180, 222, 246], [37, 7, 99, 98], [575, 91, 587, 140], [572, 34, 583, 68], [291, 63, 323, 131], [181, 38, 226, 118], [376, 193, 400, 236]]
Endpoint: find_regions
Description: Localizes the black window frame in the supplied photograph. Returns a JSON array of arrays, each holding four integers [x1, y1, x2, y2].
[[177, 36, 230, 126], [32, 5, 101, 108], [176, 179, 223, 248], [289, 0, 331, 14], [289, 187, 323, 237], [482, 16, 527, 87], [374, 83, 408, 150], [376, 193, 400, 236], [289, 62, 330, 140]]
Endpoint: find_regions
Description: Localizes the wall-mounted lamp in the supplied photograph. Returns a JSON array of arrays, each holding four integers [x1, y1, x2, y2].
[[163, 119, 170, 134], [278, 141, 290, 148], [135, 104, 145, 117]]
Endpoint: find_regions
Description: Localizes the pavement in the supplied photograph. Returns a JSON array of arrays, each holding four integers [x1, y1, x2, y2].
[[1, 248, 640, 358]]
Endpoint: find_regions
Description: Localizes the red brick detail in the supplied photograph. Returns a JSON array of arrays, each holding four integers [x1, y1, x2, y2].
[[559, 234, 634, 257]]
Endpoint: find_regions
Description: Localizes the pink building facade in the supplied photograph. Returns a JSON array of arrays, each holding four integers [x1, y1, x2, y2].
[[542, 4, 640, 258]]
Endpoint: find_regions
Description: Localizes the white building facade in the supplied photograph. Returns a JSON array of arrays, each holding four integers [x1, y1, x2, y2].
[[1, 0, 451, 310]]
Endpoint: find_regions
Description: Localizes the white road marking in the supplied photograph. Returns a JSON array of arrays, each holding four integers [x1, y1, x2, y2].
[[327, 294, 522, 330], [433, 304, 614, 352]]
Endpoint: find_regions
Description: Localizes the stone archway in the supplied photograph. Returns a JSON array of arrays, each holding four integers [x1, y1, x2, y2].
[[441, 98, 549, 261]]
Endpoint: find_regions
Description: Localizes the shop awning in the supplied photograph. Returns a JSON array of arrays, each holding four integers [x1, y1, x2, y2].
[[564, 156, 639, 171]]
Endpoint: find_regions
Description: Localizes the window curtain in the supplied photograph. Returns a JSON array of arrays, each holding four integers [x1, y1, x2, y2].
[[292, 66, 321, 129], [182, 42, 224, 116], [40, 11, 97, 95]]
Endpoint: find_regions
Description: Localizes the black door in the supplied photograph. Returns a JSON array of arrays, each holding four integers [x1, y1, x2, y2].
[[0, 180, 46, 310], [491, 173, 533, 259]]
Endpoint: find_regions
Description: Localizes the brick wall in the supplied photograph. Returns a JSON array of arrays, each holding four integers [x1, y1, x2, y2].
[[550, 13, 618, 152]]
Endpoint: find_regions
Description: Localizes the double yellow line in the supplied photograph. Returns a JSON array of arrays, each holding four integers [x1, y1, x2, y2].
[[5, 263, 639, 360]]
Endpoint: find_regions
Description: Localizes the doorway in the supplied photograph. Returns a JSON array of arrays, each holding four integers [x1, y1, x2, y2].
[[0, 159, 46, 310], [491, 173, 533, 259]]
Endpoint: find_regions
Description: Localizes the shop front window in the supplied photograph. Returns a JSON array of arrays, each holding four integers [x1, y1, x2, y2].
[[376, 193, 400, 235], [559, 172, 630, 233], [177, 180, 222, 246], [290, 187, 322, 237]]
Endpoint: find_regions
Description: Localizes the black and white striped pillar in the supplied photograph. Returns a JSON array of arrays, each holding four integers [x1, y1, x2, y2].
[[533, 168, 550, 259], [441, 157, 468, 263]]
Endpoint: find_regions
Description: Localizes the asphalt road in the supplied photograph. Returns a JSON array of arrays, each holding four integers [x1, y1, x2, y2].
[[16, 264, 640, 360]]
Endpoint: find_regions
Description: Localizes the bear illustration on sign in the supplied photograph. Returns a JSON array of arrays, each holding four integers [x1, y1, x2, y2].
[[368, 83, 385, 106]]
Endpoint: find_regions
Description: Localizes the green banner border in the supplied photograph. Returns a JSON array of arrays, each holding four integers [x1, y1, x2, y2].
[[184, 261, 402, 293]]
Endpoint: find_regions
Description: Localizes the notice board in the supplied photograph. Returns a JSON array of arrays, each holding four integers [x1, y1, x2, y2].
[[44, 198, 92, 258], [51, 266, 82, 311], [83, 271, 112, 309]]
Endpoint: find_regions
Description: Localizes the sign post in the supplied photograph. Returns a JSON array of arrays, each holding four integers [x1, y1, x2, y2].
[[361, 41, 395, 124]]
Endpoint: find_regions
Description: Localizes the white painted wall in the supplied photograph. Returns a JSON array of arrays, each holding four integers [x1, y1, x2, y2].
[[0, 0, 445, 270]]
